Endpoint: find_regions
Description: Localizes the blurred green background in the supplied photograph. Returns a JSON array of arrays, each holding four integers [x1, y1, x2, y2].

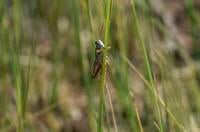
[[0, 0, 200, 131]]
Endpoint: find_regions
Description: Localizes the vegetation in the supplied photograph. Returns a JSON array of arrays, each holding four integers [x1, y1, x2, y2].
[[0, 0, 200, 131]]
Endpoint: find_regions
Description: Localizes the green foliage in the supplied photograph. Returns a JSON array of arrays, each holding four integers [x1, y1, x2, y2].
[[0, 0, 199, 131]]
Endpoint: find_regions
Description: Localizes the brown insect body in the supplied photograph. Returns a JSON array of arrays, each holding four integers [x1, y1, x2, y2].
[[92, 40, 105, 78]]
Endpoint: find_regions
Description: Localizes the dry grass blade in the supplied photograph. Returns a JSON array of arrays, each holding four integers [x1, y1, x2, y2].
[[123, 56, 185, 131], [106, 83, 118, 132]]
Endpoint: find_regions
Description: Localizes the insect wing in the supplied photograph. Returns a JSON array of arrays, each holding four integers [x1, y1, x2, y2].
[[92, 59, 102, 78]]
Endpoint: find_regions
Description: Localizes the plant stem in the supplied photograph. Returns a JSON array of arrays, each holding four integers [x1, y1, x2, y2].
[[97, 0, 113, 132]]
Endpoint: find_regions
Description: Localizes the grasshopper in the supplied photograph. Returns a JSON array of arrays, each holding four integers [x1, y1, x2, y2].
[[92, 40, 110, 79]]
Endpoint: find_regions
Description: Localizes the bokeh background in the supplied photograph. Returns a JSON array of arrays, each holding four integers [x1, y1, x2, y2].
[[0, 0, 200, 131]]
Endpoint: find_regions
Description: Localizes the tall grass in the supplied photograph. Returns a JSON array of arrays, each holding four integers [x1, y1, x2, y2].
[[130, 0, 164, 131], [69, 0, 97, 131], [12, 0, 25, 131], [97, 0, 113, 131], [110, 1, 142, 131], [0, 0, 200, 131]]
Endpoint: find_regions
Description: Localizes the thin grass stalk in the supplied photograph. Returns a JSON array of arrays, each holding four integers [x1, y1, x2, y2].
[[70, 0, 97, 131], [86, 0, 95, 41], [70, 0, 87, 83], [21, 38, 36, 121], [123, 56, 185, 130], [154, 51, 171, 131], [97, 0, 113, 132], [49, 38, 59, 106], [85, 0, 102, 131], [9, 39, 24, 132], [47, 1, 63, 106], [11, 7, 33, 132], [114, 1, 142, 130], [13, 0, 25, 131], [130, 1, 164, 131], [152, 17, 200, 129], [112, 71, 141, 131], [105, 83, 118, 132], [134, 104, 144, 132], [125, 89, 144, 132]]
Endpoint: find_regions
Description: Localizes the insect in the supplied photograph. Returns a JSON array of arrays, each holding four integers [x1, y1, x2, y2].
[[92, 40, 105, 78]]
